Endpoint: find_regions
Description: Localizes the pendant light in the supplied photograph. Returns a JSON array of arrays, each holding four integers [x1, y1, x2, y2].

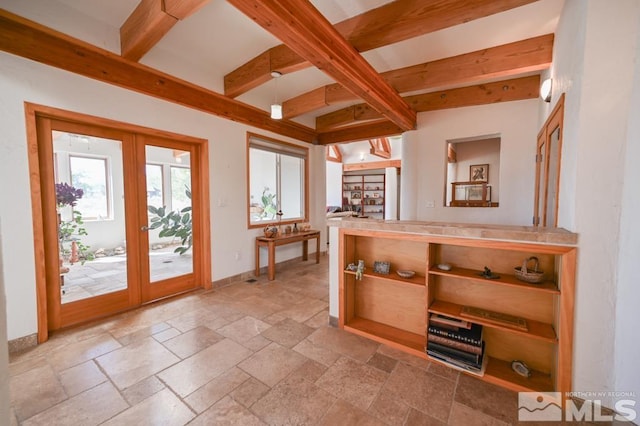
[[270, 71, 283, 119]]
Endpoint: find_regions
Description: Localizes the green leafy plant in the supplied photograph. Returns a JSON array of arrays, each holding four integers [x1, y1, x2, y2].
[[259, 187, 277, 219], [56, 183, 94, 263], [148, 186, 192, 255]]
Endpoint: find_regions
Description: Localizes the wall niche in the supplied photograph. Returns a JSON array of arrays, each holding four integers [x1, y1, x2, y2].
[[445, 135, 500, 207]]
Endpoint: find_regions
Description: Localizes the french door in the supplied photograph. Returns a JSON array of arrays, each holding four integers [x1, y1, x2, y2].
[[30, 106, 209, 335]]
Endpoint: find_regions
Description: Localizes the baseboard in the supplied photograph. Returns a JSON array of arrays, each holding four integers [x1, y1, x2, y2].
[[8, 333, 37, 354], [211, 251, 327, 288], [329, 315, 338, 327]]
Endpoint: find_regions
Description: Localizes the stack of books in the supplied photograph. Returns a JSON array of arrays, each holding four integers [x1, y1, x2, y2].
[[426, 314, 487, 375]]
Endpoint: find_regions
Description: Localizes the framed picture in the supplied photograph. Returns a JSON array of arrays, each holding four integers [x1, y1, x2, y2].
[[470, 164, 489, 182], [373, 261, 390, 275]]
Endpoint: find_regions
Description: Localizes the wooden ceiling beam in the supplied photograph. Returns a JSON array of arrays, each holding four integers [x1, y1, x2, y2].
[[228, 0, 416, 131], [343, 159, 401, 172], [317, 75, 541, 131], [224, 0, 538, 98], [317, 121, 404, 146], [369, 138, 391, 159], [120, 0, 210, 61], [290, 34, 553, 119], [325, 145, 343, 163], [0, 9, 316, 143]]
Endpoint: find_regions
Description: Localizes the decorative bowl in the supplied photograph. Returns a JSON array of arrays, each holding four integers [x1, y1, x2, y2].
[[396, 270, 415, 279]]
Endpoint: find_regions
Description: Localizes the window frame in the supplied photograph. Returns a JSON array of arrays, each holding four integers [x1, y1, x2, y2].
[[246, 132, 309, 229], [68, 153, 112, 221]]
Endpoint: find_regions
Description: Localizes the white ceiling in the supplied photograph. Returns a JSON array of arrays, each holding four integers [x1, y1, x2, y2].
[[1, 0, 565, 130]]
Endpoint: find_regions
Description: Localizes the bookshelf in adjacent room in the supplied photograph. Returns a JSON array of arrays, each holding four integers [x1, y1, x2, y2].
[[341, 173, 385, 218]]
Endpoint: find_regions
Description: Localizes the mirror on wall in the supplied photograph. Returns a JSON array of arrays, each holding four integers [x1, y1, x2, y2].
[[534, 94, 565, 227], [445, 135, 500, 207]]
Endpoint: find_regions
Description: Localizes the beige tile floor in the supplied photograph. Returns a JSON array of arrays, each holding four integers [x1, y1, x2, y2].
[[10, 255, 527, 425]]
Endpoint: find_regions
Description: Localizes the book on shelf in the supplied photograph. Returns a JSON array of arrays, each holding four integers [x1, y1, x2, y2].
[[427, 321, 483, 346], [427, 346, 488, 377], [427, 333, 483, 355], [429, 314, 472, 330], [427, 341, 482, 365]]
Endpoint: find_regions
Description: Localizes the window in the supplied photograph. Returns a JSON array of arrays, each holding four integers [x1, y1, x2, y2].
[[247, 133, 308, 227], [69, 155, 110, 219], [170, 166, 191, 212], [146, 164, 164, 209]]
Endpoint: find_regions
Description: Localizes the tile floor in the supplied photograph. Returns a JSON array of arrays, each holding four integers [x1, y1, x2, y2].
[[10, 255, 527, 425]]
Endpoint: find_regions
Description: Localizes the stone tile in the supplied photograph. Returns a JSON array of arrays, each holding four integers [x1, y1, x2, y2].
[[427, 359, 460, 381], [292, 338, 340, 367], [319, 400, 387, 426], [238, 342, 308, 387], [22, 382, 128, 426], [382, 361, 455, 423], [184, 367, 249, 413], [260, 318, 314, 348], [229, 377, 270, 408], [368, 387, 411, 425], [151, 326, 182, 342], [96, 336, 179, 389], [166, 307, 225, 333], [58, 360, 107, 397], [405, 408, 447, 426], [217, 316, 271, 343], [251, 376, 335, 425], [10, 363, 67, 421], [226, 295, 286, 319], [287, 359, 328, 384], [102, 388, 195, 425], [454, 374, 518, 424], [305, 309, 330, 328], [190, 396, 265, 425], [121, 375, 165, 406], [316, 356, 388, 410], [162, 326, 223, 359], [448, 401, 509, 426], [376, 344, 430, 370], [48, 333, 122, 371], [8, 355, 48, 377], [241, 334, 272, 352], [307, 326, 379, 363], [275, 298, 328, 322], [159, 339, 252, 398], [116, 322, 171, 346], [367, 352, 398, 373]]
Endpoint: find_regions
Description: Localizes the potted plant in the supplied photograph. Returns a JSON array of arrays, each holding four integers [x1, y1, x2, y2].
[[147, 186, 192, 255], [55, 182, 93, 264]]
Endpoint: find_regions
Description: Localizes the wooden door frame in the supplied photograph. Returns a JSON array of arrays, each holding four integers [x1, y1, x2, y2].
[[25, 103, 211, 343]]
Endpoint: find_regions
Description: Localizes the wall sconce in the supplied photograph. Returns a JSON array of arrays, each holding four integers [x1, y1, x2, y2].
[[270, 71, 283, 119], [359, 152, 366, 161], [540, 78, 552, 102]]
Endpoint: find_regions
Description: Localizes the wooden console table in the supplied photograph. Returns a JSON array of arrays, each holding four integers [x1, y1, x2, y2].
[[255, 230, 320, 280]]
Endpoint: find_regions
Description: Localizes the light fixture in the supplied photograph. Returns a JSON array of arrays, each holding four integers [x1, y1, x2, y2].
[[270, 71, 283, 119], [540, 78, 552, 102]]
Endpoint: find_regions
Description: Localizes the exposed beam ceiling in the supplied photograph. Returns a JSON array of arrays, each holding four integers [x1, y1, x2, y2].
[[0, 9, 315, 142], [317, 121, 404, 146], [121, 0, 210, 61], [227, 0, 416, 131], [288, 34, 553, 119], [224, 0, 538, 98], [317, 75, 541, 131]]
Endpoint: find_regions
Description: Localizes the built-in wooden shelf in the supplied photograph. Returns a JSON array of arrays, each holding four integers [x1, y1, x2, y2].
[[428, 300, 557, 343], [344, 317, 425, 357], [344, 269, 425, 286], [428, 266, 559, 294]]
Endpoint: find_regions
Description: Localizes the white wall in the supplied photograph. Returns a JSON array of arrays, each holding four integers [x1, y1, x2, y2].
[[0, 221, 11, 424], [548, 0, 640, 404], [402, 100, 538, 225], [0, 53, 325, 340]]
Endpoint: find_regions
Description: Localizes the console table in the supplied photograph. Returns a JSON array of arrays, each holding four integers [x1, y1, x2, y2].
[[255, 230, 320, 280]]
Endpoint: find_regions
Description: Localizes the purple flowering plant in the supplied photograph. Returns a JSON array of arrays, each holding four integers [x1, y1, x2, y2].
[[55, 182, 84, 208]]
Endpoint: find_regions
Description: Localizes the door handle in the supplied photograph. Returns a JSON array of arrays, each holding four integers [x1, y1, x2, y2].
[[141, 226, 149, 232]]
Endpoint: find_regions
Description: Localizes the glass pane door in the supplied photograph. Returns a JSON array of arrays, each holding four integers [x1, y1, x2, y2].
[[141, 141, 196, 302], [53, 131, 128, 304]]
